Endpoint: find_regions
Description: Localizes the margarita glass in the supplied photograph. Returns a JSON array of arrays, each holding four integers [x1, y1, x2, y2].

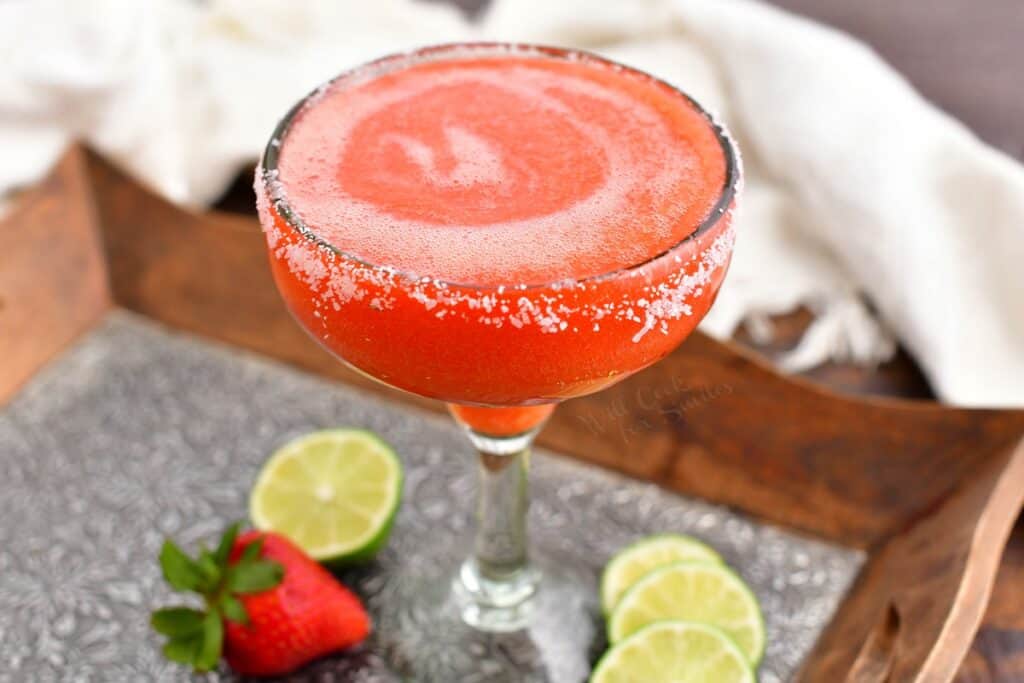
[[257, 43, 740, 631]]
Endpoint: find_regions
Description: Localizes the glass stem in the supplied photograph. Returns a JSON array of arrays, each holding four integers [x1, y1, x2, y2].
[[451, 421, 544, 632], [472, 435, 531, 579]]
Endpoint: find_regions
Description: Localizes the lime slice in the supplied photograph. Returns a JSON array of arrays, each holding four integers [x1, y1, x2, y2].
[[591, 621, 755, 683], [607, 561, 765, 665], [249, 429, 402, 564], [601, 534, 721, 614]]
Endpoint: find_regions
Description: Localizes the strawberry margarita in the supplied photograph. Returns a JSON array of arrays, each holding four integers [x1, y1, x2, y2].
[[257, 43, 740, 630]]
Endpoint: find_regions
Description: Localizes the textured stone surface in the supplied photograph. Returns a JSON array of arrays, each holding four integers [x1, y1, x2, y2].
[[0, 313, 863, 682]]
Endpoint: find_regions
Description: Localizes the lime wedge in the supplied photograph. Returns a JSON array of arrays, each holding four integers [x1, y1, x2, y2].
[[607, 561, 765, 665], [601, 534, 721, 614], [591, 621, 755, 683], [249, 429, 402, 565]]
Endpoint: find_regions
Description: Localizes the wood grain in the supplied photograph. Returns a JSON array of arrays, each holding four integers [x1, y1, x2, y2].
[[0, 147, 111, 405], [806, 438, 1024, 681], [4, 144, 1024, 682], [956, 524, 1024, 683]]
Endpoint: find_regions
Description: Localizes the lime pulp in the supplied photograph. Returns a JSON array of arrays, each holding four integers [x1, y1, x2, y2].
[[249, 429, 403, 564]]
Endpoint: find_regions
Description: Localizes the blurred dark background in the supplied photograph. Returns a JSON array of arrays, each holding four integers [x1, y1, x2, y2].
[[769, 0, 1024, 158]]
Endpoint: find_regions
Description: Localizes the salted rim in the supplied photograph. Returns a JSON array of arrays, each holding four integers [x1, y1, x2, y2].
[[259, 42, 741, 291]]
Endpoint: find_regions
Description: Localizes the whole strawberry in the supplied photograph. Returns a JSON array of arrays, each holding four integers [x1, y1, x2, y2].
[[151, 523, 371, 677]]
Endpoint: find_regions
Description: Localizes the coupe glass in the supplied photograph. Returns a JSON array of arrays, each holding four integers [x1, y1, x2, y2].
[[256, 43, 740, 633]]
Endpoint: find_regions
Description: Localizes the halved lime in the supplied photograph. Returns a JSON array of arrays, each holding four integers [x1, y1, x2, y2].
[[249, 429, 403, 565], [607, 561, 765, 665], [601, 534, 721, 614], [591, 620, 755, 683]]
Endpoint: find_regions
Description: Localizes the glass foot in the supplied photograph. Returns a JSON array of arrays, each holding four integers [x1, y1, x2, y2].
[[454, 559, 541, 632], [339, 550, 601, 682]]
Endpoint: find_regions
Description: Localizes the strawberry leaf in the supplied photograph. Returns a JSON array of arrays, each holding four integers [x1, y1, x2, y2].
[[151, 607, 205, 637], [196, 548, 222, 590], [154, 523, 283, 673], [159, 540, 202, 592], [228, 559, 284, 594], [196, 609, 224, 672], [162, 635, 201, 666], [239, 537, 264, 565], [214, 521, 241, 565], [220, 594, 249, 625]]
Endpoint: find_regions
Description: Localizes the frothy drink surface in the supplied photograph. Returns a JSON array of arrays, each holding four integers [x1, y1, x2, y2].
[[277, 51, 726, 285]]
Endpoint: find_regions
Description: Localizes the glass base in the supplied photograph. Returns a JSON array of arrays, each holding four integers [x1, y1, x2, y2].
[[346, 551, 601, 682], [453, 559, 541, 632]]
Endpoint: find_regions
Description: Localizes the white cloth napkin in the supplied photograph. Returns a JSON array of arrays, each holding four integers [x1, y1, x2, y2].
[[2, 0, 1022, 406]]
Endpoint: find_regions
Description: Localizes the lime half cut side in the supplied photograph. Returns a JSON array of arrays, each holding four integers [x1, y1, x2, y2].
[[600, 534, 722, 614], [249, 429, 403, 565], [591, 620, 755, 683], [607, 561, 765, 665]]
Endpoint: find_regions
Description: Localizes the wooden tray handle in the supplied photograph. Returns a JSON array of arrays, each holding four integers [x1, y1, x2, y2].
[[847, 603, 901, 683]]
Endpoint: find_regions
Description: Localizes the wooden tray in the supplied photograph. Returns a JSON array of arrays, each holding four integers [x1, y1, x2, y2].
[[3, 146, 1024, 682]]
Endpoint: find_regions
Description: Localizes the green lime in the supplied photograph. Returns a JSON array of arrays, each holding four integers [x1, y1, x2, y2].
[[249, 429, 402, 565], [607, 561, 765, 665], [591, 620, 755, 683], [601, 534, 722, 614]]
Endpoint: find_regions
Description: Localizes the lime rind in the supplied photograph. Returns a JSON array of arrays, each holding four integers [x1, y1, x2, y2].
[[607, 560, 765, 666], [591, 620, 755, 683], [249, 429, 403, 565], [600, 533, 722, 615]]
